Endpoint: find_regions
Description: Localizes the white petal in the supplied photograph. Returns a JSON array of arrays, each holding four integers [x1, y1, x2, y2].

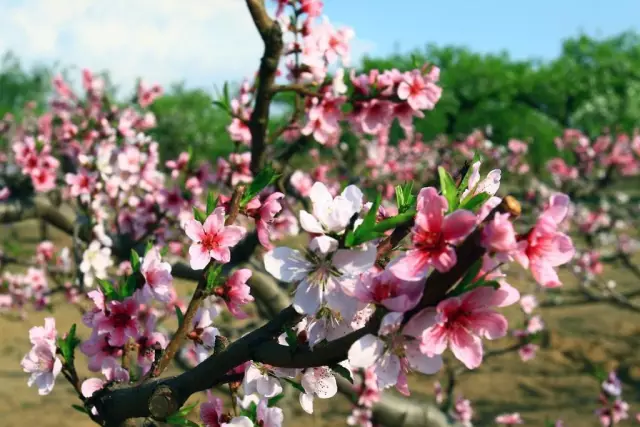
[[348, 334, 384, 368], [293, 279, 323, 315], [375, 354, 401, 389], [299, 393, 314, 414], [341, 185, 364, 213], [333, 244, 376, 276], [264, 247, 312, 282], [299, 211, 325, 233], [256, 376, 282, 398], [309, 236, 338, 256], [405, 340, 443, 374]]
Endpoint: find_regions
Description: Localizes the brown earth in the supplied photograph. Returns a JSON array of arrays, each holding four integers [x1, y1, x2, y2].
[[1, 220, 639, 427]]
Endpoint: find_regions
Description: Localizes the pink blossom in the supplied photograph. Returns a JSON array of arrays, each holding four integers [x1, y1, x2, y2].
[[0, 186, 10, 200], [348, 312, 443, 391], [36, 241, 55, 264], [21, 340, 63, 395], [514, 193, 575, 287], [397, 69, 442, 111], [219, 268, 255, 319], [184, 207, 247, 269], [519, 294, 538, 315], [255, 192, 285, 250], [354, 269, 422, 312], [417, 285, 516, 369], [481, 212, 518, 256], [596, 399, 629, 426], [389, 187, 476, 280], [299, 366, 338, 414], [452, 396, 474, 426], [518, 343, 538, 362], [290, 170, 314, 197], [29, 317, 57, 345], [495, 412, 523, 425], [200, 390, 224, 427], [140, 247, 173, 302], [97, 297, 140, 347]]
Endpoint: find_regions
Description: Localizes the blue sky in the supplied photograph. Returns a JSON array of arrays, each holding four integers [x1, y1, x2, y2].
[[0, 0, 638, 93], [323, 0, 640, 60]]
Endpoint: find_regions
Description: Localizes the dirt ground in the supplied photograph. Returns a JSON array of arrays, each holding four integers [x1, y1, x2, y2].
[[1, 220, 639, 427]]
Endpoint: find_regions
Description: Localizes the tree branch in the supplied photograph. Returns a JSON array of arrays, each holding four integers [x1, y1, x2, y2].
[[246, 0, 284, 175], [0, 195, 74, 235]]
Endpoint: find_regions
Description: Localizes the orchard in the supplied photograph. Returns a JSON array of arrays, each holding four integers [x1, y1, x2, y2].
[[1, 1, 640, 427]]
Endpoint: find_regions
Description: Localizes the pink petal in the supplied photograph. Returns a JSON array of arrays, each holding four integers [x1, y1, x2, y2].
[[531, 259, 562, 288], [219, 225, 246, 247], [81, 378, 104, 398], [465, 310, 508, 340], [450, 328, 483, 369], [189, 244, 211, 270], [442, 210, 476, 242], [405, 340, 443, 374], [348, 334, 384, 368], [184, 219, 205, 242], [432, 247, 457, 272], [420, 325, 449, 356], [210, 247, 231, 264], [203, 207, 225, 235], [388, 250, 431, 281]]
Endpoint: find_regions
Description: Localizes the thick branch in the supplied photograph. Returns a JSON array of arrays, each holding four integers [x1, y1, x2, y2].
[[0, 195, 74, 235], [246, 0, 284, 175]]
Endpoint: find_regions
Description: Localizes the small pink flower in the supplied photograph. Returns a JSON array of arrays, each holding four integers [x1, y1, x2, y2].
[[184, 207, 247, 269], [481, 212, 518, 256], [518, 343, 538, 362], [495, 412, 523, 424], [36, 241, 55, 264], [354, 269, 422, 312], [29, 317, 57, 345], [417, 285, 515, 369], [97, 298, 140, 347], [140, 247, 173, 302], [389, 187, 476, 280], [519, 294, 538, 315], [200, 390, 224, 427], [514, 193, 575, 287], [253, 192, 285, 250], [219, 268, 255, 319], [21, 340, 62, 395]]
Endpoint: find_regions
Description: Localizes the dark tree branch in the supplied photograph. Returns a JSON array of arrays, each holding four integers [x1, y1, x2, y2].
[[246, 0, 284, 175]]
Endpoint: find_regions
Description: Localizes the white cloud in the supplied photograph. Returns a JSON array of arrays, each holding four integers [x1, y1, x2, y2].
[[0, 0, 377, 96]]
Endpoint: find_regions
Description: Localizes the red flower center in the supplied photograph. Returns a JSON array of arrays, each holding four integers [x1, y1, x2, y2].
[[415, 230, 445, 251], [201, 232, 221, 252]]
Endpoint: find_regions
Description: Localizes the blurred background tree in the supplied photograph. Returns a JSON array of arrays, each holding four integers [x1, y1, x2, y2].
[[2, 31, 640, 169]]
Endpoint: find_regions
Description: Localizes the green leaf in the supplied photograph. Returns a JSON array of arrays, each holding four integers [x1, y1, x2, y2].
[[240, 401, 258, 420], [206, 265, 223, 290], [193, 207, 207, 223], [282, 377, 306, 393], [176, 402, 199, 417], [145, 240, 154, 254], [241, 164, 280, 206], [130, 249, 141, 272], [438, 167, 458, 212], [284, 328, 298, 351], [331, 363, 354, 384], [459, 192, 491, 212], [71, 404, 87, 414], [345, 193, 383, 247], [58, 324, 80, 364], [451, 259, 483, 295], [206, 192, 218, 215], [175, 306, 185, 328], [97, 279, 117, 301], [121, 275, 138, 299], [372, 209, 416, 233], [268, 393, 285, 407]]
